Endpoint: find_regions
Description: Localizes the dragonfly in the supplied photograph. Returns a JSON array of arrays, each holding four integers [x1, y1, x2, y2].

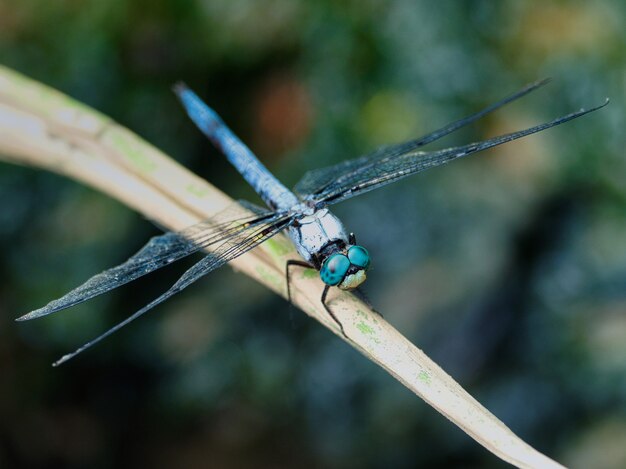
[[18, 78, 607, 366]]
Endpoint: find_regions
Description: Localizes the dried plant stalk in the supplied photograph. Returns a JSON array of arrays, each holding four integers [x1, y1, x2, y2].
[[0, 65, 565, 468]]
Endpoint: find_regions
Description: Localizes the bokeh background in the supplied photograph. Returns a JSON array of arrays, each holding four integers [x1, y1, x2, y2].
[[0, 0, 624, 467]]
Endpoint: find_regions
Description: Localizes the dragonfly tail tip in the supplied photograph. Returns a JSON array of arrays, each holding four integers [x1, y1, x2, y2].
[[172, 81, 189, 96]]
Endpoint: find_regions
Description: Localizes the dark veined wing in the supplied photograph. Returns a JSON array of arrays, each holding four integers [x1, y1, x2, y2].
[[40, 208, 293, 366], [18, 201, 284, 322], [294, 79, 551, 198], [50, 211, 294, 366], [300, 100, 608, 207]]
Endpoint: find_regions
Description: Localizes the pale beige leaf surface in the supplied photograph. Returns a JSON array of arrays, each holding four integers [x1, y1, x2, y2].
[[0, 65, 565, 469]]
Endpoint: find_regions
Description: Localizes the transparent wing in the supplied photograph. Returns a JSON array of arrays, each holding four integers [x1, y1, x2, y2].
[[51, 213, 294, 366], [18, 202, 283, 321], [294, 79, 551, 198], [301, 100, 608, 206]]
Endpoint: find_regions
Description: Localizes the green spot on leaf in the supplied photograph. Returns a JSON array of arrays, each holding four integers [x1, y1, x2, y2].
[[264, 238, 292, 257], [186, 183, 210, 198], [109, 130, 157, 174], [356, 321, 375, 335], [302, 268, 317, 279], [418, 371, 431, 385], [255, 265, 283, 291]]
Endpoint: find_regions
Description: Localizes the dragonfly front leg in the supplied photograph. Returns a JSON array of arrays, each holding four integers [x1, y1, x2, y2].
[[286, 261, 349, 339], [285, 259, 315, 305], [321, 285, 348, 339]]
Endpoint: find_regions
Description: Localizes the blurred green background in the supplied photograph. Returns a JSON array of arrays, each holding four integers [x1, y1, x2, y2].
[[0, 0, 624, 467]]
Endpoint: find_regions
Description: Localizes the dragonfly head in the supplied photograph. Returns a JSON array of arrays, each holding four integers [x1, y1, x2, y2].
[[320, 245, 370, 290]]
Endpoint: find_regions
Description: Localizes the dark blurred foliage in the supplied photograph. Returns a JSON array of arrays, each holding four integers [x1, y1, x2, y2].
[[0, 0, 624, 467]]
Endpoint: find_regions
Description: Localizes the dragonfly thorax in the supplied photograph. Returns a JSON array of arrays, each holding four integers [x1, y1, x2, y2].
[[285, 207, 370, 289], [287, 208, 349, 262]]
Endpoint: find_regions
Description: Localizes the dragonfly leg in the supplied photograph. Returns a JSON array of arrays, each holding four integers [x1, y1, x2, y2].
[[321, 285, 348, 339], [285, 259, 315, 332], [285, 259, 315, 304]]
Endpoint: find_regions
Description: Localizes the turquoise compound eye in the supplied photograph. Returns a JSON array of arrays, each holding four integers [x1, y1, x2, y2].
[[320, 253, 351, 286], [348, 245, 370, 269]]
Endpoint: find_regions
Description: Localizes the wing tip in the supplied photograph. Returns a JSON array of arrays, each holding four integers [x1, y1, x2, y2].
[[16, 302, 70, 321], [533, 77, 552, 88], [580, 97, 610, 115], [52, 354, 72, 367], [16, 309, 46, 321]]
